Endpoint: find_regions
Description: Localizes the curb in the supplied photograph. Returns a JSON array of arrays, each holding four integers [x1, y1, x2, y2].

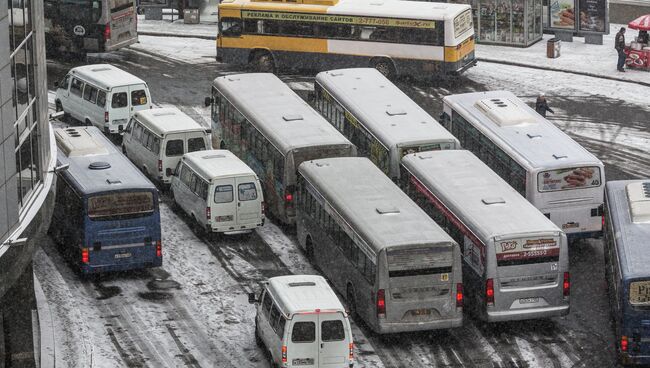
[[34, 274, 55, 368], [138, 31, 215, 40], [477, 57, 650, 87]]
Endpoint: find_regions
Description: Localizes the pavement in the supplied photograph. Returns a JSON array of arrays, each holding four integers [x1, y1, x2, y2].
[[137, 16, 650, 86]]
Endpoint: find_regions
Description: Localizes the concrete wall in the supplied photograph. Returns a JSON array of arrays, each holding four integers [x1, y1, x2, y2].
[[610, 1, 650, 24]]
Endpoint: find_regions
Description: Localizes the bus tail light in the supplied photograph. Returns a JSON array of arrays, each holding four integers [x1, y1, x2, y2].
[[158, 160, 163, 172], [486, 278, 494, 306], [156, 240, 162, 258], [622, 336, 629, 352], [103, 24, 111, 41], [81, 248, 89, 264], [206, 207, 211, 220], [261, 201, 265, 215], [104, 111, 109, 123], [349, 343, 354, 361], [281, 345, 287, 364], [456, 283, 463, 308], [376, 289, 386, 318], [563, 272, 570, 297], [285, 191, 293, 205]]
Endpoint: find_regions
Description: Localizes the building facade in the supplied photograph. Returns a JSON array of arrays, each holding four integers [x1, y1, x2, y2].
[[1, 0, 57, 367]]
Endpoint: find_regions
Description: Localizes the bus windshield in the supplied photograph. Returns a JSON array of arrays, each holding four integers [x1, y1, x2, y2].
[[387, 245, 453, 278], [88, 191, 155, 220], [496, 236, 560, 267], [399, 142, 455, 157], [56, 0, 103, 23], [537, 166, 602, 192]]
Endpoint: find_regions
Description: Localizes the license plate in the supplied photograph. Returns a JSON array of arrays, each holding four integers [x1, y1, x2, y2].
[[114, 252, 132, 259], [520, 297, 539, 304], [292, 358, 314, 365], [412, 308, 432, 316], [562, 222, 579, 229]]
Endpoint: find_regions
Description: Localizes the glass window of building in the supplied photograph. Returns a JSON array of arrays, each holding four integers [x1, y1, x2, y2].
[[8, 0, 41, 208]]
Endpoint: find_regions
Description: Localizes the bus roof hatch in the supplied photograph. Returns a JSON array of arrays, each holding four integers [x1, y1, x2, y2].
[[475, 98, 536, 127], [626, 182, 650, 223]]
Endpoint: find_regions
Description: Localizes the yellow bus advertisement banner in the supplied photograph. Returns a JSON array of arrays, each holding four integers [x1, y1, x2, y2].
[[241, 10, 436, 29]]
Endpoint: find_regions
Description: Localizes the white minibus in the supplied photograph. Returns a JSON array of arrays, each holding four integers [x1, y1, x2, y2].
[[55, 64, 152, 135], [440, 90, 605, 241], [122, 107, 211, 185], [248, 275, 354, 368], [171, 150, 264, 234], [400, 150, 570, 322]]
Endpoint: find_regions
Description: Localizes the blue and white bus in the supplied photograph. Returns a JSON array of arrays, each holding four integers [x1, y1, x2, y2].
[[604, 180, 650, 365], [50, 127, 162, 274]]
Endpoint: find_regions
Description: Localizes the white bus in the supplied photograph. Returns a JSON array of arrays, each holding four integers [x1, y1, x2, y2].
[[206, 73, 357, 225], [440, 90, 605, 241], [297, 157, 463, 333], [400, 150, 570, 322], [312, 68, 459, 180]]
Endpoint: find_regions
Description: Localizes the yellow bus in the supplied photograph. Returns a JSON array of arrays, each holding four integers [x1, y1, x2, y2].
[[217, 0, 476, 78]]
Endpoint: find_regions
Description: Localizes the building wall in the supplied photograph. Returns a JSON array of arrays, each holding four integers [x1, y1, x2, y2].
[[0, 0, 57, 366]]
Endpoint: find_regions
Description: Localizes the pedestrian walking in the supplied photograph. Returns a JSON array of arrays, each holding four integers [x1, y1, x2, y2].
[[615, 27, 627, 72], [535, 94, 554, 118]]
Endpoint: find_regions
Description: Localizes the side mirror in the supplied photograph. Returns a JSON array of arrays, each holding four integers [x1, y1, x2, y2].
[[166, 168, 173, 177], [54, 81, 59, 88], [248, 292, 257, 304], [204, 97, 212, 107]]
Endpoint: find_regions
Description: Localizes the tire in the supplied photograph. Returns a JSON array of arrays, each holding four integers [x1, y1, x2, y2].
[[254, 321, 264, 348], [372, 59, 396, 79], [122, 145, 127, 155], [251, 51, 276, 73]]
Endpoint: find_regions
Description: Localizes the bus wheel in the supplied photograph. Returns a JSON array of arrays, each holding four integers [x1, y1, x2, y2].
[[372, 59, 396, 80], [347, 285, 357, 318], [251, 51, 276, 73], [122, 145, 127, 155]]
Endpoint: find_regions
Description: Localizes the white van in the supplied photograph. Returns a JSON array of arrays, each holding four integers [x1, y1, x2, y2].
[[122, 107, 211, 185], [54, 64, 152, 135], [171, 149, 264, 234], [249, 275, 354, 368]]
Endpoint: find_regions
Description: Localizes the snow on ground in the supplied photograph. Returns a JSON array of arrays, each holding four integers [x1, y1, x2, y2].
[[137, 16, 217, 38], [130, 35, 216, 64], [475, 23, 650, 85]]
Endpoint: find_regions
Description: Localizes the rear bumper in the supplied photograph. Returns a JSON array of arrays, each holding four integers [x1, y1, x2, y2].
[[81, 258, 162, 274], [486, 304, 569, 323], [620, 353, 650, 365], [375, 315, 463, 333], [447, 58, 478, 76], [210, 218, 265, 234]]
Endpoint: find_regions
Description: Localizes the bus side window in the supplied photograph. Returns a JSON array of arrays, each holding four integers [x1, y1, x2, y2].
[[60, 75, 70, 90], [221, 18, 242, 37]]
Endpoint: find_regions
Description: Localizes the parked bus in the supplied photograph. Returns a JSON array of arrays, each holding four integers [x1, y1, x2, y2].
[[313, 68, 459, 180], [49, 127, 162, 274], [44, 0, 138, 54], [400, 150, 570, 322], [297, 157, 463, 333], [440, 90, 605, 241], [207, 73, 356, 225], [216, 0, 476, 78], [604, 180, 650, 366]]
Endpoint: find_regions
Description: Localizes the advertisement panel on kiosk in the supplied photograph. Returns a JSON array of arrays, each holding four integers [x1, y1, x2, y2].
[[544, 0, 608, 35]]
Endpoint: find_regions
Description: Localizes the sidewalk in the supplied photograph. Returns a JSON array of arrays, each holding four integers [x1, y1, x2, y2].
[[476, 23, 650, 86], [137, 17, 650, 86]]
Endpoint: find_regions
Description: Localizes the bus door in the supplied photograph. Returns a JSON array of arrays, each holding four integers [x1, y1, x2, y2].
[[493, 235, 563, 312], [105, 0, 137, 51]]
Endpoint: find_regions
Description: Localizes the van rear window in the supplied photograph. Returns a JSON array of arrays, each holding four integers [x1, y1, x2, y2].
[[214, 185, 233, 203], [321, 320, 344, 342], [188, 137, 206, 153], [131, 90, 148, 106], [238, 183, 257, 201], [111, 92, 127, 108], [291, 322, 315, 343], [165, 140, 183, 156]]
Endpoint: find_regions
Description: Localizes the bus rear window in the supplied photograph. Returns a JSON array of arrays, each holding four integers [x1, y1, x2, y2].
[[88, 191, 154, 220], [399, 142, 455, 157], [538, 166, 602, 192], [453, 9, 473, 38], [496, 237, 560, 267], [629, 281, 650, 306], [387, 245, 453, 278]]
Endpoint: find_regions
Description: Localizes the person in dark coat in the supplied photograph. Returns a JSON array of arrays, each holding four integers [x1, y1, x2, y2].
[[535, 94, 554, 118], [615, 27, 627, 72]]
